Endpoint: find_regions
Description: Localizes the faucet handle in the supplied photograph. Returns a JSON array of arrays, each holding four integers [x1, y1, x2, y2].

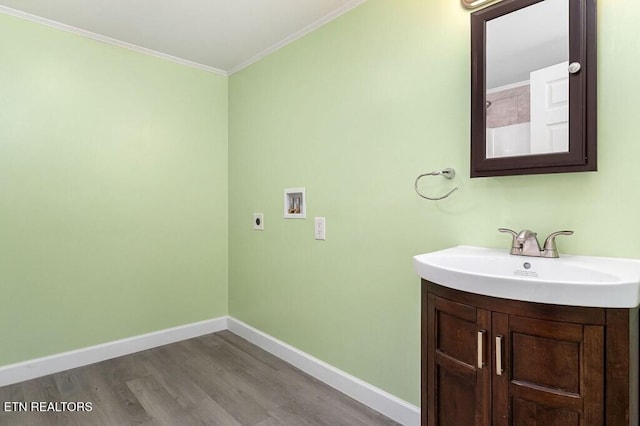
[[498, 228, 520, 255], [542, 230, 574, 258]]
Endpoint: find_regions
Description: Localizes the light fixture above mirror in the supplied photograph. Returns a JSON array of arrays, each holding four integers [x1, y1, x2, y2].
[[461, 0, 502, 10]]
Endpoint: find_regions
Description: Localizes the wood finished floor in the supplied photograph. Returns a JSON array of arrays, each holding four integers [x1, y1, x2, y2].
[[0, 331, 400, 426]]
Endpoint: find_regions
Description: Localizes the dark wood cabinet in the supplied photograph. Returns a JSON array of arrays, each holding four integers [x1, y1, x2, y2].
[[425, 294, 490, 425], [422, 280, 638, 426], [492, 312, 604, 425]]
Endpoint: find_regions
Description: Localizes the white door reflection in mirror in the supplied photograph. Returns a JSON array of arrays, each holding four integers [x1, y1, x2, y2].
[[530, 61, 569, 154], [485, 0, 569, 159]]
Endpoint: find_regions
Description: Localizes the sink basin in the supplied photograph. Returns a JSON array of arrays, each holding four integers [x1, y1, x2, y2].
[[413, 246, 640, 308]]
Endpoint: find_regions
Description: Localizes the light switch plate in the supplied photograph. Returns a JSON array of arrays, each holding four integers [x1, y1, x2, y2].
[[314, 217, 326, 240]]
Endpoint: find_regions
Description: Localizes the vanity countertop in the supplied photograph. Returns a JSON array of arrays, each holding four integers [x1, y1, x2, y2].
[[414, 246, 640, 308]]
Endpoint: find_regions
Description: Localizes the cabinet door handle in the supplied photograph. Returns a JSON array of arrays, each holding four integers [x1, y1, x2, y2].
[[477, 330, 485, 368], [495, 335, 504, 376]]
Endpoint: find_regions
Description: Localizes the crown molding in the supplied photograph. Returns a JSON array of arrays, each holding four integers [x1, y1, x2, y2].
[[1, 1, 367, 77], [227, 0, 366, 75], [0, 5, 228, 76]]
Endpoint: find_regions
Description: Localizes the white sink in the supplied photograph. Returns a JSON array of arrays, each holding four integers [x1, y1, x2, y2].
[[413, 246, 640, 308]]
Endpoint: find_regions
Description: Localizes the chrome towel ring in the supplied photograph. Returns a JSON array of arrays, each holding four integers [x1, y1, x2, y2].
[[414, 168, 458, 201]]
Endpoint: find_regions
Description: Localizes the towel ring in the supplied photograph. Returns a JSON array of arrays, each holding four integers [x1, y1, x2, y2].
[[414, 168, 458, 201]]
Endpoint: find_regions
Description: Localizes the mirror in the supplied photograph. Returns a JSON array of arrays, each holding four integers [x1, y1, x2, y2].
[[470, 0, 596, 177]]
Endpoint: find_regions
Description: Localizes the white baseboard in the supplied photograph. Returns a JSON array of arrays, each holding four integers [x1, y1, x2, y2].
[[227, 317, 420, 426], [0, 317, 228, 387], [0, 316, 420, 425]]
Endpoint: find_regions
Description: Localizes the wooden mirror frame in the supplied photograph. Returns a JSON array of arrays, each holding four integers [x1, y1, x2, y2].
[[470, 0, 596, 178]]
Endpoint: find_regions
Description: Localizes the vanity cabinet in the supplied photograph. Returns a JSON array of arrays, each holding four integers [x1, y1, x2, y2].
[[422, 280, 638, 426]]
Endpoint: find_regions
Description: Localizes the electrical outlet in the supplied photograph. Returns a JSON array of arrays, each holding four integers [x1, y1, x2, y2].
[[314, 217, 326, 240], [253, 213, 264, 230]]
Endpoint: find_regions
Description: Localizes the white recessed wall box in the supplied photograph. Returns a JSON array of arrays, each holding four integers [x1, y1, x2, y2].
[[284, 188, 306, 219]]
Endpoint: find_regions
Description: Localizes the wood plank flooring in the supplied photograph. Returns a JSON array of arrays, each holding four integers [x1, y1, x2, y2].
[[0, 331, 400, 426]]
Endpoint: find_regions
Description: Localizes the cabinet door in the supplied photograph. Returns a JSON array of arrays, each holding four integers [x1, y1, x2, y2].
[[492, 313, 604, 426], [424, 293, 491, 425]]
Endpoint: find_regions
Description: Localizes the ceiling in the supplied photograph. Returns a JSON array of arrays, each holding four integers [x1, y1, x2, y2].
[[0, 0, 365, 75]]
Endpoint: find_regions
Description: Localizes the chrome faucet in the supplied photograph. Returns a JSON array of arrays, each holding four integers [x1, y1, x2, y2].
[[499, 228, 574, 258]]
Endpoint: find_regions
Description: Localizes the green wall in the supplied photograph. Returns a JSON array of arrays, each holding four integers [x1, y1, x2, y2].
[[229, 0, 640, 405], [2, 0, 639, 411], [0, 14, 228, 366]]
